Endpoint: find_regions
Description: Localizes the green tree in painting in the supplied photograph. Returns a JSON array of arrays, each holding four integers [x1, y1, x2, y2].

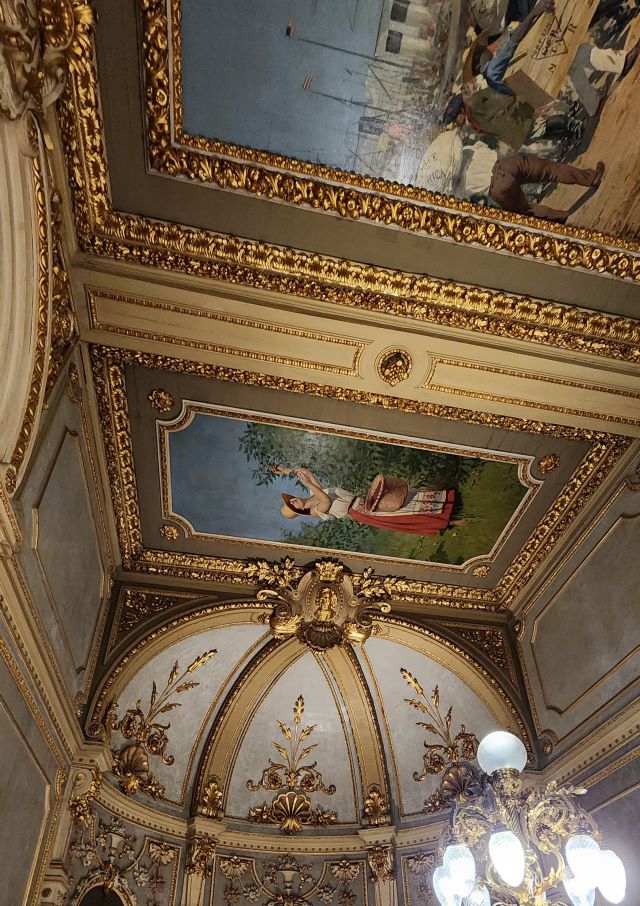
[[238, 422, 482, 492], [237, 421, 527, 564]]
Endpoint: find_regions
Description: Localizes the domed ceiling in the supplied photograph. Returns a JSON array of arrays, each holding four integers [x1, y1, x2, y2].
[[91, 598, 525, 840]]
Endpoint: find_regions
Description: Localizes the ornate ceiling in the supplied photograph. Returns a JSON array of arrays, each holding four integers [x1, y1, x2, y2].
[[2, 1, 640, 897]]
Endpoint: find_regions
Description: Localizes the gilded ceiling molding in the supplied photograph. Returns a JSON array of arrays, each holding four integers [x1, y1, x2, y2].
[[246, 695, 338, 834], [441, 623, 518, 685], [402, 850, 436, 906], [88, 344, 631, 610], [54, 35, 640, 351], [219, 854, 363, 906], [363, 785, 391, 828], [401, 672, 481, 813], [108, 585, 201, 652], [5, 118, 50, 494], [136, 0, 640, 281]]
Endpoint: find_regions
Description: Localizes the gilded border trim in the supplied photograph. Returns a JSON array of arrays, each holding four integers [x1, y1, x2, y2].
[[54, 3, 640, 347], [6, 119, 50, 493], [139, 0, 640, 279]]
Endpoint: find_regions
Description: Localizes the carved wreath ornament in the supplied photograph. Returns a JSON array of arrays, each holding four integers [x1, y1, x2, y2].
[[247, 558, 399, 650]]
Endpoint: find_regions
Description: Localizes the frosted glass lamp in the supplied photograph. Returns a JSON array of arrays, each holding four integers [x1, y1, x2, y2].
[[488, 830, 526, 887], [563, 868, 596, 906], [466, 884, 491, 906], [477, 731, 527, 775], [432, 865, 461, 906], [597, 850, 626, 904], [443, 844, 475, 897], [566, 835, 601, 890]]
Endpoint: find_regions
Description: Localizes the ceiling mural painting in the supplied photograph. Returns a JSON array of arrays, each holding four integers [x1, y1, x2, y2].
[[131, 0, 640, 273], [177, 0, 640, 237], [90, 344, 630, 610], [161, 403, 533, 567]]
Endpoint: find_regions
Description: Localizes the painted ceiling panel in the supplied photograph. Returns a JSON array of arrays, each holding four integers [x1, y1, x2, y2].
[[225, 650, 359, 824], [110, 623, 267, 802]]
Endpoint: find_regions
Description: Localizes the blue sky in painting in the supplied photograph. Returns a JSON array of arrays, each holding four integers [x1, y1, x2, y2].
[[168, 414, 315, 541], [181, 0, 385, 170]]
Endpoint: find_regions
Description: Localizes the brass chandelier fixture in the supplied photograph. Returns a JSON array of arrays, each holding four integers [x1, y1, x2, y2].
[[431, 732, 626, 906]]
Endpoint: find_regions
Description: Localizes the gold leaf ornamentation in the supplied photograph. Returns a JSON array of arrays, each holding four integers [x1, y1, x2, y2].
[[538, 453, 560, 474], [246, 697, 336, 833], [198, 774, 224, 819], [367, 845, 395, 883], [401, 670, 482, 812], [376, 349, 413, 387], [106, 650, 216, 799], [363, 783, 391, 827], [148, 388, 174, 412]]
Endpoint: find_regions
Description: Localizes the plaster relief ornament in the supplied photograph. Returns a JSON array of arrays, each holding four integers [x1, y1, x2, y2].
[[401, 669, 481, 812], [376, 349, 413, 387], [102, 649, 217, 799], [220, 855, 361, 906], [247, 558, 395, 651], [246, 695, 337, 833], [0, 0, 92, 120]]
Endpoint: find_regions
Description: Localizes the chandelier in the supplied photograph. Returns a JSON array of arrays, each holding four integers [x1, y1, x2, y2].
[[431, 731, 626, 906]]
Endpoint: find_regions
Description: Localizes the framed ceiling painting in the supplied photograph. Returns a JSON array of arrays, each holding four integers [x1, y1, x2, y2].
[[90, 345, 631, 611], [159, 404, 535, 568], [142, 0, 640, 263]]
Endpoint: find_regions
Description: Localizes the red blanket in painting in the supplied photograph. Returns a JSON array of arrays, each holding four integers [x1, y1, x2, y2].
[[348, 489, 456, 536]]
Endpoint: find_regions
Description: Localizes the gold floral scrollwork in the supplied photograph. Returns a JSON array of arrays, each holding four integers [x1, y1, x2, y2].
[[251, 559, 393, 651], [186, 833, 217, 877], [367, 845, 395, 883], [106, 649, 217, 799], [363, 784, 391, 827], [247, 695, 337, 833], [0, 0, 93, 120], [406, 850, 435, 902], [160, 523, 179, 540], [198, 775, 224, 819], [402, 670, 481, 812], [376, 349, 413, 387], [148, 388, 174, 412], [68, 766, 102, 826], [537, 453, 560, 474]]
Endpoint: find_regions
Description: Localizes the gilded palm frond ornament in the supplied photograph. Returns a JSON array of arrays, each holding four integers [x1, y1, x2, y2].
[[401, 669, 480, 812], [247, 695, 337, 833], [104, 649, 217, 799]]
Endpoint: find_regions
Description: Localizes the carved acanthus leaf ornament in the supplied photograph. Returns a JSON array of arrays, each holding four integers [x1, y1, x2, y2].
[[250, 559, 393, 650], [402, 669, 481, 812], [0, 0, 92, 120]]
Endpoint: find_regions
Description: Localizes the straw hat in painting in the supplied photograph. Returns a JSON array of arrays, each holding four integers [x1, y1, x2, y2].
[[280, 493, 306, 519]]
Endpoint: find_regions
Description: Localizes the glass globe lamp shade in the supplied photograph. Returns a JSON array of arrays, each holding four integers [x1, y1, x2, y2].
[[566, 835, 601, 890], [465, 884, 491, 906], [488, 830, 526, 888], [433, 866, 461, 906], [563, 867, 596, 906], [597, 850, 626, 904], [477, 731, 527, 775], [443, 844, 475, 897]]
